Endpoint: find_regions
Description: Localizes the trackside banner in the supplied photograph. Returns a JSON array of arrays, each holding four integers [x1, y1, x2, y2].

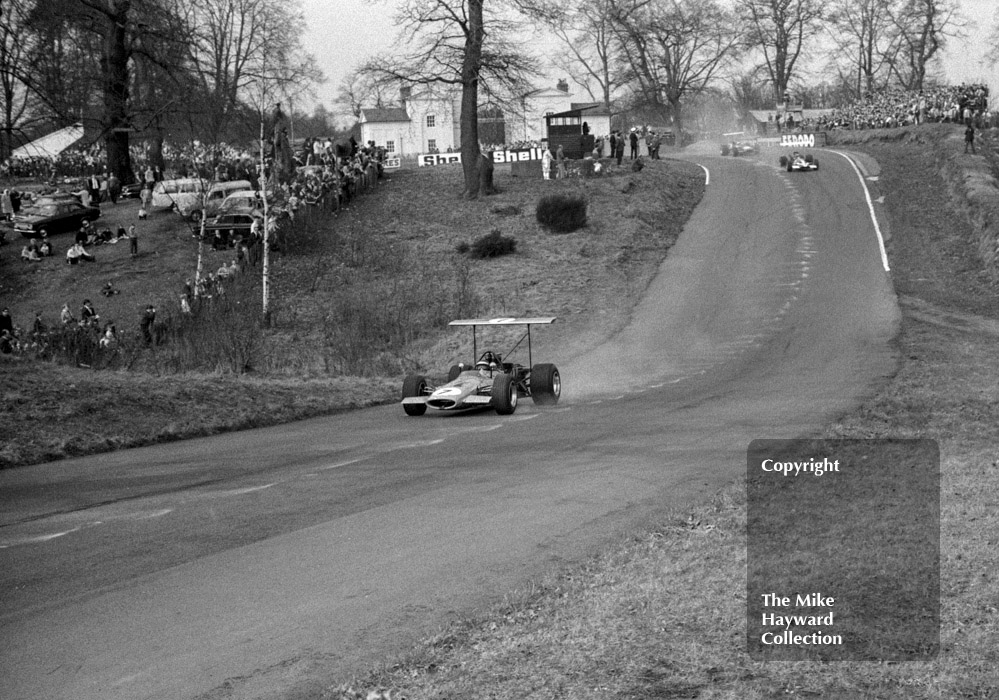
[[778, 132, 827, 148], [418, 147, 547, 167]]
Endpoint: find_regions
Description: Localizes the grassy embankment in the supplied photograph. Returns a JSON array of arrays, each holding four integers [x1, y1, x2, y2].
[[317, 125, 999, 699], [0, 158, 703, 468]]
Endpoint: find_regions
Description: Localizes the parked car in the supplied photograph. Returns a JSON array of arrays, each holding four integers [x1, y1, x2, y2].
[[151, 178, 253, 221], [218, 189, 266, 215], [11, 199, 100, 238]]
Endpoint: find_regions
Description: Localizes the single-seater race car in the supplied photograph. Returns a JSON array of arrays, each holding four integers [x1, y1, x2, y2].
[[720, 140, 757, 156], [779, 151, 819, 172], [401, 317, 561, 416]]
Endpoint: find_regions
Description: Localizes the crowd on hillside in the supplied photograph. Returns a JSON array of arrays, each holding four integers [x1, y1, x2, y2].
[[812, 84, 991, 131]]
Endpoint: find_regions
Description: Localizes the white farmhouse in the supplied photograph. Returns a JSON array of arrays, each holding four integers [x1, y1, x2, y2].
[[358, 81, 590, 154], [359, 88, 460, 156]]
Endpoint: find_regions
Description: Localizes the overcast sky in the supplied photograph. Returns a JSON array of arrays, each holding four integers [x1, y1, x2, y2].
[[302, 0, 998, 116]]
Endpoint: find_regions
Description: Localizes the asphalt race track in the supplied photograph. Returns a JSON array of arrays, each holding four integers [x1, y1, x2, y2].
[[0, 146, 900, 700]]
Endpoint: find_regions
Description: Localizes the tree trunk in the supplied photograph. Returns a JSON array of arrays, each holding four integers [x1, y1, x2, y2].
[[101, 1, 134, 184], [459, 0, 484, 199]]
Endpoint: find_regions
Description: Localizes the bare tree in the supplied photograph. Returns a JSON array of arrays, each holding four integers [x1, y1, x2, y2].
[[610, 0, 742, 134], [544, 0, 621, 109], [826, 0, 895, 99], [0, 0, 39, 160], [335, 69, 399, 121], [736, 0, 825, 101], [362, 0, 538, 199], [885, 0, 963, 91], [184, 0, 321, 150]]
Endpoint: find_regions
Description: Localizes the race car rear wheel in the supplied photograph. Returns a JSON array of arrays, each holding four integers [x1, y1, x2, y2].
[[402, 374, 428, 416], [813, 159, 819, 170], [491, 372, 518, 415], [786, 161, 793, 172], [530, 363, 561, 405], [804, 154, 814, 163], [779, 156, 788, 167], [447, 364, 463, 382], [721, 144, 730, 156]]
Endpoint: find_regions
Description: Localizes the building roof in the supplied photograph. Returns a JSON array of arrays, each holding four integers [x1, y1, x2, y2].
[[546, 103, 614, 120], [570, 102, 612, 115], [360, 108, 410, 124], [10, 123, 85, 159]]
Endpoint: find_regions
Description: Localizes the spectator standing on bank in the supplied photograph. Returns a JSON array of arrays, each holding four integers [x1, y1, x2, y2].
[[0, 307, 13, 336], [1, 189, 13, 221], [128, 224, 138, 256], [556, 144, 567, 179], [615, 132, 625, 166], [140, 304, 156, 345], [965, 125, 976, 154], [629, 129, 639, 159], [541, 144, 553, 180], [107, 173, 121, 204]]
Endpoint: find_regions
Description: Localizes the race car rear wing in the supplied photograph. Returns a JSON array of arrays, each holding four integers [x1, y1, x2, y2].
[[448, 317, 557, 369]]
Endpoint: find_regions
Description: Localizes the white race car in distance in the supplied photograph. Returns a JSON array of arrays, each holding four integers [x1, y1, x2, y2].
[[779, 151, 819, 171]]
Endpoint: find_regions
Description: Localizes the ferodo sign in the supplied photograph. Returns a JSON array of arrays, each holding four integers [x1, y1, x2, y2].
[[418, 147, 547, 167], [780, 133, 824, 148]]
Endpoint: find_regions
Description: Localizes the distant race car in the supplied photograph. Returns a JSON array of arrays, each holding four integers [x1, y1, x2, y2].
[[401, 317, 561, 416], [779, 151, 819, 171], [721, 140, 757, 156]]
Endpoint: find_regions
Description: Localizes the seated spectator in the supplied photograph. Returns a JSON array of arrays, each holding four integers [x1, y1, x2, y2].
[[38, 231, 54, 256], [0, 329, 13, 354], [22, 243, 42, 262], [99, 324, 117, 349], [66, 242, 95, 264]]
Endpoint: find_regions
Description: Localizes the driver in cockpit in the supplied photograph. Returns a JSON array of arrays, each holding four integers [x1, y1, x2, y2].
[[475, 351, 501, 376]]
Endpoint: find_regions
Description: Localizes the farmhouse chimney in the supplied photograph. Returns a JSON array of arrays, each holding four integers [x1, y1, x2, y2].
[[556, 79, 569, 92]]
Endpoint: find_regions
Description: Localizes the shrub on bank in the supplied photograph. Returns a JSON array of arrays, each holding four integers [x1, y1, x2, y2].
[[536, 194, 587, 233], [470, 229, 517, 258]]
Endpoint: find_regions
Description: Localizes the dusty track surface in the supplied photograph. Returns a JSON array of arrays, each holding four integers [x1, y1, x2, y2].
[[0, 146, 899, 700]]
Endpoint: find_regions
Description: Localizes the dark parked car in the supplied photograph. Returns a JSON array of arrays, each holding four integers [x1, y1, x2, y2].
[[12, 199, 101, 238], [199, 209, 260, 247]]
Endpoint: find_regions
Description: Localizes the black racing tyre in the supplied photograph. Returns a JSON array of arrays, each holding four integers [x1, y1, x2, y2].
[[447, 364, 463, 382], [720, 144, 730, 156], [401, 374, 428, 416], [779, 156, 788, 167], [491, 372, 518, 415], [804, 153, 813, 163], [813, 159, 819, 170], [530, 363, 561, 405], [786, 161, 793, 172]]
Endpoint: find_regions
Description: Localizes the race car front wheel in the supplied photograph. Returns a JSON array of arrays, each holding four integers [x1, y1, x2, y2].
[[491, 372, 518, 415], [530, 363, 561, 405], [402, 375, 428, 416]]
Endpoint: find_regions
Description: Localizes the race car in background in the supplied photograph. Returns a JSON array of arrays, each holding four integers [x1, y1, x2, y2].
[[779, 151, 819, 171], [720, 140, 758, 156], [401, 317, 561, 416]]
